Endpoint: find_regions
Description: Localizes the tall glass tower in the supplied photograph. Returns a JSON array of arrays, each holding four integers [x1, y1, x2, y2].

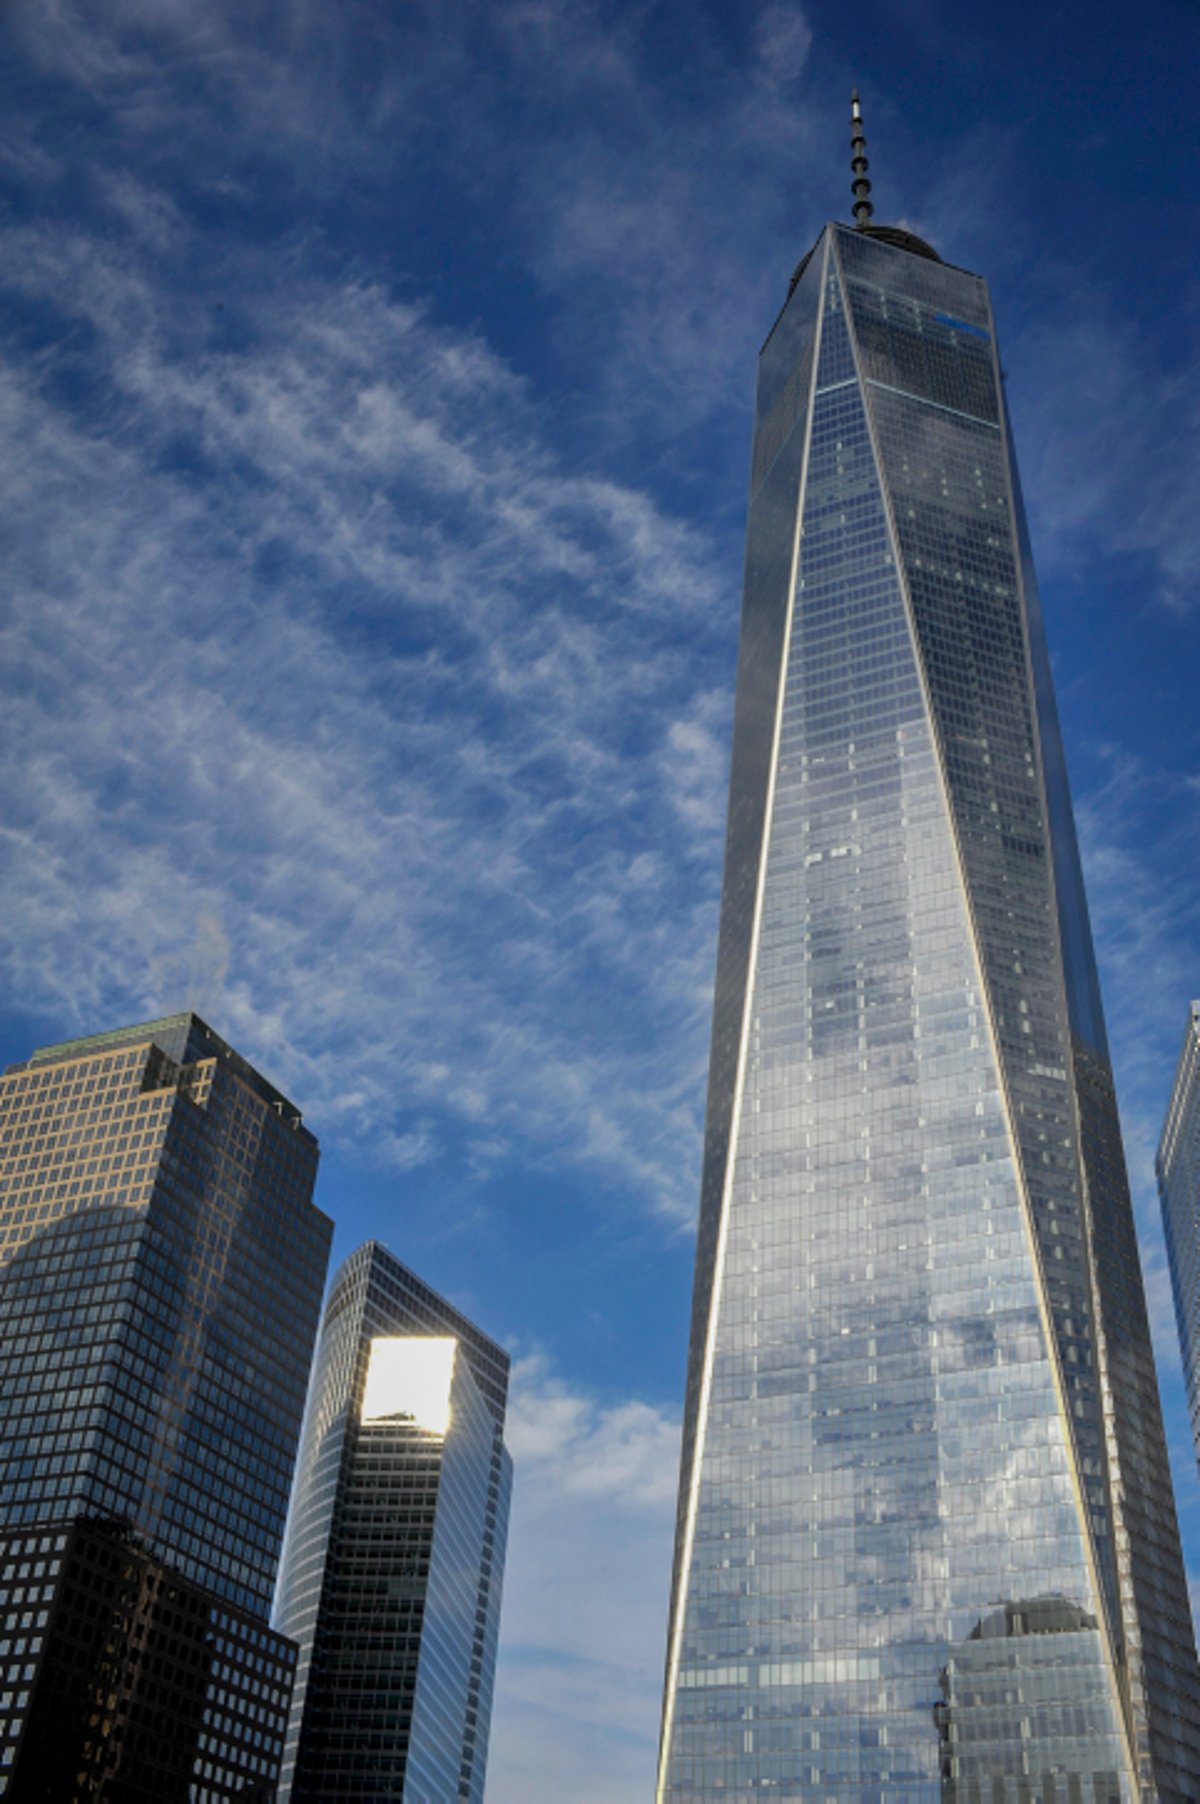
[[1157, 1003, 1200, 1472], [273, 1241, 512, 1803], [659, 99, 1200, 1802]]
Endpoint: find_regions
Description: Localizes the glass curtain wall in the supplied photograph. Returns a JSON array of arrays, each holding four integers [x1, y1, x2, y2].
[[659, 225, 1200, 1802]]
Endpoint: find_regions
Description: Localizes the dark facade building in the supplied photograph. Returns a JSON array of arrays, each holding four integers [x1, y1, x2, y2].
[[0, 1013, 333, 1798], [1157, 1002, 1200, 1472], [273, 1242, 512, 1803], [658, 99, 1200, 1800], [0, 1516, 293, 1801]]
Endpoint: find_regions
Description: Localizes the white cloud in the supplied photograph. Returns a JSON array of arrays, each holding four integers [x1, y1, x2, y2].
[[489, 1357, 679, 1801], [507, 1353, 681, 1507], [374, 1124, 438, 1174], [662, 690, 731, 836], [1005, 285, 1200, 616], [753, 4, 813, 86]]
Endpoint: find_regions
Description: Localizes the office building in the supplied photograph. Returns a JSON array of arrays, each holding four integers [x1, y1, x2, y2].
[[273, 1241, 512, 1803], [0, 1516, 293, 1802], [0, 1012, 333, 1797], [933, 1598, 1121, 1804], [1157, 1002, 1200, 1471], [658, 98, 1200, 1800]]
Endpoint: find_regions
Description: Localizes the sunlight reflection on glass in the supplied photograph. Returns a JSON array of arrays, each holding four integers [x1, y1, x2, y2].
[[360, 1335, 457, 1433]]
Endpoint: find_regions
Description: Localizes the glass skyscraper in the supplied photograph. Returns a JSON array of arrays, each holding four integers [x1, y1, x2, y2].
[[273, 1241, 512, 1803], [659, 101, 1200, 1802], [1157, 1003, 1200, 1472], [0, 1012, 333, 1795]]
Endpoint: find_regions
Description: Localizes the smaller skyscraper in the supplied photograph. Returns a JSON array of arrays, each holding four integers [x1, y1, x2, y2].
[[0, 1012, 333, 1797], [273, 1242, 512, 1803], [1158, 1001, 1200, 1470], [933, 1599, 1123, 1803]]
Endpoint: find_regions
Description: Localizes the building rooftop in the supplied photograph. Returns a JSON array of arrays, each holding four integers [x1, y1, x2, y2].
[[9, 1011, 314, 1141]]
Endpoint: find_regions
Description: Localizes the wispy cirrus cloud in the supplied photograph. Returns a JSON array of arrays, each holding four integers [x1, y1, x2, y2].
[[1069, 746, 1200, 1573], [479, 0, 826, 448], [0, 176, 729, 1219], [1008, 295, 1200, 616]]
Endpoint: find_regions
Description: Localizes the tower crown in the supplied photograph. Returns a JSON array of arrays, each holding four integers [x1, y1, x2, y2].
[[788, 91, 942, 299]]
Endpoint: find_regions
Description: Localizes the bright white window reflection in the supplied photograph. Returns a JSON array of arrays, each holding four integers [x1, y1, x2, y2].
[[360, 1336, 457, 1434]]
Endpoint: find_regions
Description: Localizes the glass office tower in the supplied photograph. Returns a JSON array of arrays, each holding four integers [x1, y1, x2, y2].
[[0, 1012, 333, 1795], [659, 115, 1200, 1802], [1157, 1003, 1200, 1471], [274, 1242, 512, 1803]]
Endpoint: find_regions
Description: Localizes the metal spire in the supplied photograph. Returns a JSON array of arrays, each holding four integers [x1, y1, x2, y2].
[[850, 88, 874, 227]]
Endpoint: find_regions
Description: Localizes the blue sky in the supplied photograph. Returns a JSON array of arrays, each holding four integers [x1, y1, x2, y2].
[[2, 0, 1199, 1796]]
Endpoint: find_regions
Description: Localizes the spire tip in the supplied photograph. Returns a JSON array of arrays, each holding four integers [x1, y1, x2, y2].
[[850, 87, 874, 227]]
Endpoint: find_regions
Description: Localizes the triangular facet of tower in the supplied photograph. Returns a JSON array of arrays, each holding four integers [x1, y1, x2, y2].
[[837, 222, 1124, 1651]]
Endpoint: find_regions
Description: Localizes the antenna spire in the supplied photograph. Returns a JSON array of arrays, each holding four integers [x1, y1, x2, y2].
[[850, 88, 874, 227]]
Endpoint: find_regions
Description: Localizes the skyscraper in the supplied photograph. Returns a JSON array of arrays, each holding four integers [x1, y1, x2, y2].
[[659, 98, 1200, 1801], [0, 1012, 333, 1796], [273, 1241, 512, 1803], [1157, 1002, 1200, 1471]]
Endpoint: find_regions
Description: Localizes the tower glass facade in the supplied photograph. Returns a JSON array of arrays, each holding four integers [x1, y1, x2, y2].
[[273, 1241, 512, 1803], [1157, 1003, 1200, 1471], [0, 1012, 333, 1795], [660, 222, 1200, 1801]]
